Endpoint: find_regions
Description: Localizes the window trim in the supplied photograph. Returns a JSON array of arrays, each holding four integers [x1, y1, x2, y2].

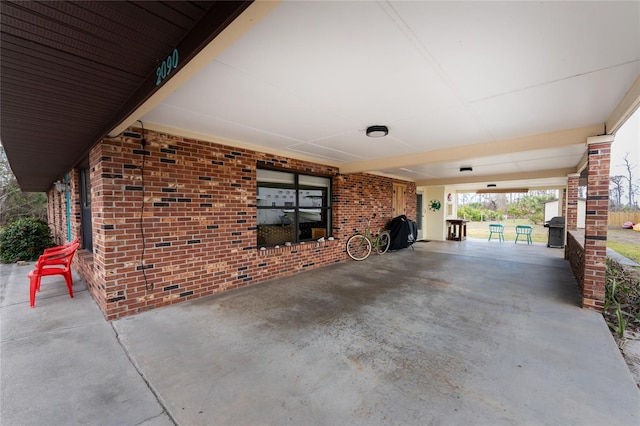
[[79, 165, 93, 253], [256, 167, 332, 247]]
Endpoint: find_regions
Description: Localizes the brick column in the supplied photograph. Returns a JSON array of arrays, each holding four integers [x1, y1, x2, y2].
[[582, 135, 613, 311], [566, 173, 580, 231], [561, 188, 567, 219]]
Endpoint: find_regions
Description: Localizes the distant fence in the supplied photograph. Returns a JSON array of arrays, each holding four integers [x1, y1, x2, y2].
[[608, 211, 640, 226]]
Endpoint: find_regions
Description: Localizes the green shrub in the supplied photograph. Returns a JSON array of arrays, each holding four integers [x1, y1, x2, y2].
[[0, 218, 53, 263], [458, 204, 493, 221]]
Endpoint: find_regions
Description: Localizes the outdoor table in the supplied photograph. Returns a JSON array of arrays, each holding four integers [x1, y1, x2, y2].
[[446, 219, 468, 241]]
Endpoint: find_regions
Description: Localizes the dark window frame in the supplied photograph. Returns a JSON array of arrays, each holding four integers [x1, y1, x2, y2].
[[79, 165, 93, 252], [256, 167, 332, 247]]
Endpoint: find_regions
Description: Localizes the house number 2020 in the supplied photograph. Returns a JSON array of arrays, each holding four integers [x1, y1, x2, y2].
[[156, 49, 179, 86]]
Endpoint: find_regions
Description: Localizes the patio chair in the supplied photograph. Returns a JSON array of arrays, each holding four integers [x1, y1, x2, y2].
[[488, 224, 505, 242], [42, 238, 79, 254], [28, 240, 80, 307], [515, 225, 533, 245]]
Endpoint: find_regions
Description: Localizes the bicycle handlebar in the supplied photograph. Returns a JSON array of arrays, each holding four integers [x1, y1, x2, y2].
[[362, 214, 383, 231]]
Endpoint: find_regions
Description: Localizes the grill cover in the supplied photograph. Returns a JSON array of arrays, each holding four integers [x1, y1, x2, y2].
[[386, 215, 417, 250]]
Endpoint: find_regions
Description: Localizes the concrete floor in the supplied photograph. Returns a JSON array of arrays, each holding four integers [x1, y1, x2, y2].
[[0, 262, 171, 425], [2, 240, 639, 425]]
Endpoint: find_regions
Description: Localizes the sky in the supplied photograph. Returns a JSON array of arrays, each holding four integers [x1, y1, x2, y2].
[[611, 107, 640, 182]]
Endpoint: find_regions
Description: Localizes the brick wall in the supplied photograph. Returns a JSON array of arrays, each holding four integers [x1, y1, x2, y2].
[[566, 174, 579, 231], [48, 128, 416, 320], [333, 173, 415, 237], [47, 164, 107, 312], [47, 186, 67, 245], [565, 231, 584, 293], [582, 138, 612, 311]]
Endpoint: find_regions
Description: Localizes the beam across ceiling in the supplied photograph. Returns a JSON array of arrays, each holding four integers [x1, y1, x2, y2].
[[339, 125, 603, 175], [415, 168, 576, 187], [476, 188, 529, 194]]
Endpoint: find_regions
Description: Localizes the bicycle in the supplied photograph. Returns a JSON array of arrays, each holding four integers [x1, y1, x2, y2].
[[346, 214, 391, 261]]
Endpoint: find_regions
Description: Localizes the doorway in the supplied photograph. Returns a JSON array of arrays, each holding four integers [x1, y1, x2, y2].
[[392, 183, 406, 217], [416, 192, 423, 240]]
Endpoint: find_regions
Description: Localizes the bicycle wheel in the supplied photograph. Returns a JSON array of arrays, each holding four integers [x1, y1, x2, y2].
[[346, 234, 372, 261], [376, 231, 391, 254]]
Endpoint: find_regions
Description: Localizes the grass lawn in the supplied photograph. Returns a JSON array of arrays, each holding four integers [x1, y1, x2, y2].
[[606, 227, 640, 263], [465, 220, 549, 243], [464, 220, 640, 263], [608, 241, 640, 263]]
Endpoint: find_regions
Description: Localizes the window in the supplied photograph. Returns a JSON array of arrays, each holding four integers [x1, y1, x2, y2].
[[257, 169, 331, 247], [80, 166, 93, 252]]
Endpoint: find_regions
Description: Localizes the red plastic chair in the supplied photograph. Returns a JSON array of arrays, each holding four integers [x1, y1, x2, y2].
[[42, 238, 79, 255], [28, 241, 80, 308]]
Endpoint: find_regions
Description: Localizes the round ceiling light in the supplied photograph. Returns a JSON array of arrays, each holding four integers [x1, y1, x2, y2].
[[366, 125, 388, 138]]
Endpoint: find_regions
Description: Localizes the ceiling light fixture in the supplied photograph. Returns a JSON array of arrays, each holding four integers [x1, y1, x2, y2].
[[487, 184, 497, 187], [477, 188, 529, 194], [459, 166, 473, 172], [54, 180, 67, 193], [366, 125, 388, 138]]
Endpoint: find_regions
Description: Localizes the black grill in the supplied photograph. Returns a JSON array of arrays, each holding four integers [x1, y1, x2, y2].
[[544, 216, 565, 248], [544, 216, 565, 228]]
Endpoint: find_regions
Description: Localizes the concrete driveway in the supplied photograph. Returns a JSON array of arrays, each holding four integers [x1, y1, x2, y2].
[[2, 240, 639, 425]]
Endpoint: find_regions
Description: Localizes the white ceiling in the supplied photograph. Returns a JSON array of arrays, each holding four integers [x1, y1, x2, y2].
[[142, 1, 640, 192]]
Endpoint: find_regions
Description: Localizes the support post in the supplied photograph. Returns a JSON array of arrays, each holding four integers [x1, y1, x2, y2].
[[582, 136, 613, 311], [566, 173, 580, 231]]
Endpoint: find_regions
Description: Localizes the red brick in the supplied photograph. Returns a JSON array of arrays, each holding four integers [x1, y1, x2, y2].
[[48, 128, 416, 319]]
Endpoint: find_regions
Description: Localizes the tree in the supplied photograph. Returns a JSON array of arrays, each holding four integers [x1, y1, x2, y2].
[[494, 194, 508, 213], [609, 175, 625, 209], [0, 144, 48, 225], [457, 191, 554, 224], [578, 185, 586, 199], [0, 144, 13, 187], [458, 192, 471, 206], [507, 193, 555, 224], [620, 153, 638, 208]]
